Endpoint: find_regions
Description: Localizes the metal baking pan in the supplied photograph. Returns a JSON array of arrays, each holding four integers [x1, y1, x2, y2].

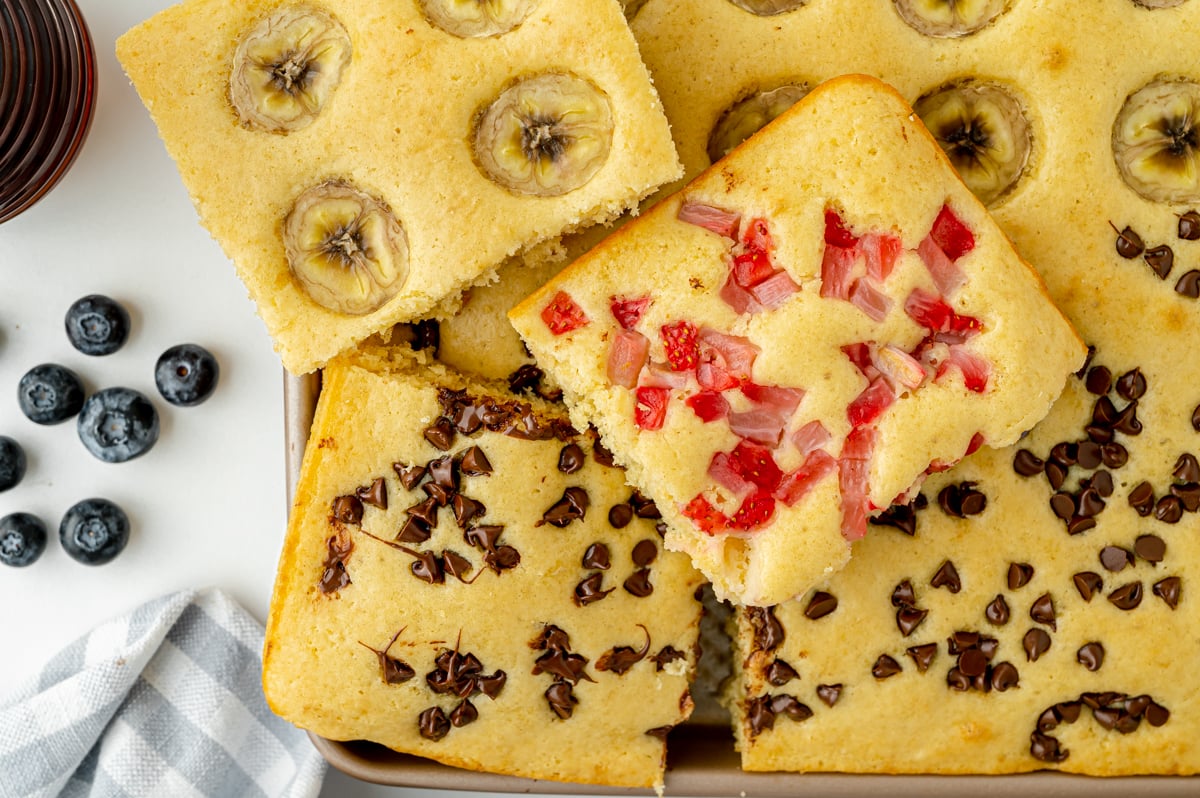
[[283, 369, 1197, 796]]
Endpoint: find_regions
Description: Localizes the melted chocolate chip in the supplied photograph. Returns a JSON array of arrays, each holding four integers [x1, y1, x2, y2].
[[1153, 576, 1182, 609], [623, 569, 654, 597], [1077, 486, 1105, 517], [632, 539, 658, 567], [418, 706, 451, 740], [545, 682, 577, 719], [452, 494, 485, 529], [596, 629, 650, 675], [1091, 470, 1115, 497], [484, 545, 521, 572], [891, 579, 916, 608], [906, 643, 938, 672], [804, 591, 839, 620], [1085, 366, 1113, 395], [406, 496, 440, 529], [1073, 571, 1103, 601], [991, 662, 1020, 691], [937, 482, 987, 518], [451, 402, 485, 436], [394, 462, 427, 491], [557, 443, 585, 474], [871, 654, 902, 679], [652, 647, 685, 671], [542, 487, 590, 527], [1100, 545, 1133, 572], [869, 502, 919, 535], [1045, 460, 1068, 491], [464, 524, 503, 551], [607, 503, 633, 528], [1029, 593, 1056, 629], [766, 659, 799, 686], [1008, 562, 1035, 590], [318, 532, 353, 594], [1013, 449, 1044, 477], [1112, 401, 1142, 435], [1023, 628, 1052, 662], [450, 699, 478, 727], [770, 694, 813, 722], [408, 318, 440, 353], [1173, 453, 1200, 483], [442, 550, 473, 582], [748, 606, 785, 652], [411, 551, 445, 584], [581, 542, 610, 570], [458, 446, 493, 476], [476, 671, 507, 699], [331, 495, 364, 525], [1134, 534, 1166, 564], [896, 606, 928, 637], [930, 561, 962, 593], [532, 649, 592, 685], [1176, 270, 1200, 299], [1128, 481, 1156, 516], [1155, 495, 1184, 524], [1066, 515, 1097, 536], [1180, 210, 1200, 240], [1093, 395, 1119, 427], [1077, 642, 1105, 671], [630, 490, 662, 519], [422, 481, 454, 507], [985, 595, 1010, 626], [1030, 730, 1068, 763], [423, 418, 456, 451], [1171, 482, 1200, 511], [1108, 581, 1144, 610], [1113, 224, 1144, 259], [507, 363, 545, 395], [356, 477, 388, 510], [816, 683, 843, 707], [1076, 441, 1103, 470], [573, 573, 614, 606], [591, 436, 617, 467], [1143, 245, 1174, 280], [946, 668, 972, 692], [1101, 442, 1129, 470], [746, 695, 777, 736]]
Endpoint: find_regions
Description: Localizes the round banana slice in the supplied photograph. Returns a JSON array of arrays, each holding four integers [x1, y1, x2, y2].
[[230, 7, 352, 134], [727, 0, 807, 15], [915, 81, 1031, 206], [707, 84, 809, 163], [474, 73, 614, 197], [419, 0, 540, 38], [892, 0, 1006, 37], [284, 182, 409, 315], [1113, 78, 1200, 203]]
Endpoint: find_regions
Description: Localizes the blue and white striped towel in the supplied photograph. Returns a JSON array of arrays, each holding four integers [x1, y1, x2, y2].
[[0, 589, 326, 798]]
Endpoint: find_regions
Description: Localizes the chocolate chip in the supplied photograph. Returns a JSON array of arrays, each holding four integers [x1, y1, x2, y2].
[[766, 659, 799, 686], [476, 670, 507, 699], [959, 648, 990, 678], [1113, 224, 1144, 259], [452, 494, 486, 529], [1012, 449, 1044, 477], [869, 502, 918, 535], [959, 485, 987, 516], [1099, 545, 1133, 572], [906, 643, 938, 673], [542, 487, 590, 527], [1050, 492, 1076, 520], [1073, 442, 1101, 471], [651, 646, 685, 671], [544, 682, 577, 719], [376, 652, 415, 685], [464, 524, 503, 551], [1113, 401, 1142, 435], [573, 573, 613, 606], [946, 668, 972, 692], [1085, 366, 1113, 395], [871, 654, 902, 679], [1146, 702, 1171, 727], [484, 544, 520, 572], [442, 550, 473, 582], [1093, 395, 1119, 427], [623, 569, 654, 597], [804, 591, 839, 620], [896, 606, 928, 637], [748, 606, 785, 652], [1086, 424, 1114, 444], [1108, 581, 1143, 610], [1023, 628, 1051, 661], [418, 706, 451, 740], [408, 318, 440, 353], [581, 542, 610, 570], [1143, 245, 1174, 280], [1100, 443, 1128, 469], [429, 455, 457, 489], [1076, 642, 1105, 671], [507, 363, 545, 395], [1171, 482, 1200, 511], [1073, 571, 1103, 601], [458, 446, 492, 476], [1008, 562, 1035, 590], [1155, 495, 1184, 524], [985, 595, 1010, 626], [331, 495, 363, 525], [558, 443, 585, 474], [1090, 470, 1115, 497], [1045, 460, 1068, 491], [816, 683, 843, 707], [1079, 488, 1107, 518], [930, 560, 961, 593], [406, 496, 440, 529], [1173, 453, 1200, 483], [1134, 534, 1166, 564], [607, 503, 633, 528], [394, 462, 427, 491], [597, 633, 651, 675], [1029, 593, 1056, 629], [422, 481, 454, 507], [1050, 442, 1078, 467], [1067, 515, 1096, 535], [631, 540, 658, 568], [747, 695, 777, 736], [948, 631, 980, 655], [318, 557, 351, 594], [410, 551, 445, 584], [770, 694, 813, 723], [1175, 270, 1200, 298], [450, 699, 478, 727], [1153, 576, 1182, 609], [891, 579, 916, 608], [1030, 730, 1068, 763], [991, 662, 1019, 692], [355, 477, 388, 510], [1180, 210, 1200, 240], [423, 418, 456, 451], [630, 490, 662, 519], [591, 436, 616, 467], [1128, 481, 1155, 516], [532, 649, 592, 685]]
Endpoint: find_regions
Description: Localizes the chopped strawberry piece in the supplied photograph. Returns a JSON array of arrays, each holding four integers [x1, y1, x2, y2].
[[732, 249, 776, 288], [841, 343, 880, 380], [873, 344, 927, 391], [774, 449, 837, 506], [638, 361, 690, 390], [925, 459, 955, 474], [686, 390, 730, 422], [661, 320, 700, 372], [748, 269, 800, 309], [709, 451, 754, 494], [609, 295, 650, 330], [634, 386, 670, 430], [728, 440, 783, 492], [729, 491, 776, 531], [965, 431, 986, 456], [720, 272, 765, 315], [820, 243, 858, 300], [791, 419, 831, 456], [682, 494, 729, 535], [838, 426, 876, 542], [862, 232, 903, 282], [697, 328, 758, 389], [824, 209, 859, 248], [606, 329, 649, 389], [930, 203, 975, 261], [729, 408, 789, 447], [917, 235, 966, 296], [848, 277, 892, 322], [541, 291, 589, 335], [678, 201, 741, 240], [741, 383, 805, 414], [847, 376, 896, 427], [740, 217, 774, 252], [904, 288, 982, 336], [936, 345, 990, 393], [697, 361, 741, 392]]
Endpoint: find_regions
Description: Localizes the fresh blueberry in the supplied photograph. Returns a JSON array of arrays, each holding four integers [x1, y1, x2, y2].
[[18, 363, 85, 424], [65, 294, 130, 356], [59, 498, 129, 565], [0, 436, 25, 492], [0, 512, 48, 567], [77, 387, 159, 463], [155, 343, 219, 407]]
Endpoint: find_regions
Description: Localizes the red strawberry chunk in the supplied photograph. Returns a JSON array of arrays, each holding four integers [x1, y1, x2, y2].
[[965, 431, 986, 456], [824, 209, 859, 248], [873, 344, 928, 391], [841, 343, 880, 380], [606, 329, 649, 389], [848, 277, 892, 322], [697, 328, 759, 390], [682, 494, 729, 535], [733, 249, 776, 288], [791, 419, 831, 456], [661, 320, 700, 372], [541, 290, 589, 335], [678, 201, 741, 240], [729, 440, 783, 493], [748, 269, 801, 309], [847, 376, 896, 428], [904, 288, 982, 336], [720, 272, 765, 315], [610, 295, 650, 330], [638, 360, 690, 390], [917, 234, 966, 296], [729, 408, 789, 447], [820, 243, 857, 300], [936, 345, 990, 393], [709, 451, 754, 494], [930, 203, 975, 261], [862, 232, 903, 282], [634, 386, 670, 430], [740, 217, 774, 252], [774, 449, 837, 506], [730, 491, 776, 531], [686, 390, 730, 422], [838, 426, 876, 542], [697, 360, 741, 392], [740, 383, 805, 415]]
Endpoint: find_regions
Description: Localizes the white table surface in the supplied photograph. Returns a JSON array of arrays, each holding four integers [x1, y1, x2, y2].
[[0, 2, 528, 796]]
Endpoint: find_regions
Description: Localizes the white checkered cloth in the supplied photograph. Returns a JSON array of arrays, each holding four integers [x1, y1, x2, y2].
[[0, 589, 326, 798]]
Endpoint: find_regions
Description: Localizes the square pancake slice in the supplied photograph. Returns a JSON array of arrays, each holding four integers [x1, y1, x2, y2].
[[116, 0, 681, 374], [263, 350, 704, 788], [509, 75, 1084, 607]]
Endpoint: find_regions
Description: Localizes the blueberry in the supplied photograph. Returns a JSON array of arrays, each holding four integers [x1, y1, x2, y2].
[[59, 498, 129, 565], [65, 294, 130, 356], [0, 436, 25, 492], [155, 343, 219, 407], [0, 512, 48, 567], [77, 387, 159, 463], [18, 363, 85, 424]]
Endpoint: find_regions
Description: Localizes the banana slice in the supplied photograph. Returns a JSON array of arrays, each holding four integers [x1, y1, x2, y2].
[[284, 182, 409, 315], [915, 81, 1031, 206], [230, 7, 352, 134], [474, 73, 614, 197], [1113, 78, 1200, 203], [727, 0, 807, 14], [419, 0, 539, 38], [892, 0, 1006, 37], [707, 84, 809, 163]]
